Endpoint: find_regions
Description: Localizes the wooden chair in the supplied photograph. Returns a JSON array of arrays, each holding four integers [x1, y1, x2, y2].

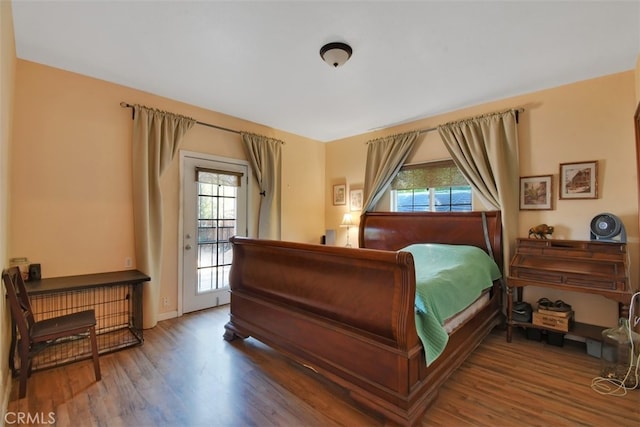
[[2, 267, 101, 398]]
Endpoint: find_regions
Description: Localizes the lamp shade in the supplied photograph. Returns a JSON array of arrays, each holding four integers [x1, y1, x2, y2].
[[341, 213, 354, 226], [320, 42, 353, 68]]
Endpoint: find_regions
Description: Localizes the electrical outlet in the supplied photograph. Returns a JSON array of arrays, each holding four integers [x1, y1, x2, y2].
[[163, 297, 169, 307], [125, 257, 132, 268]]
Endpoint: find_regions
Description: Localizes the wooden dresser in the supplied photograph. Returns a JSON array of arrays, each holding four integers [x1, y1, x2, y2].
[[506, 238, 633, 342]]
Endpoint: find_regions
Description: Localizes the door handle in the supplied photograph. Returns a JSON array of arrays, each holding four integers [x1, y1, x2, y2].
[[185, 244, 192, 250]]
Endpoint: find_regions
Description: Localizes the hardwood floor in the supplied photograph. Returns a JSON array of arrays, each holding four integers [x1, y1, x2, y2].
[[6, 306, 639, 426]]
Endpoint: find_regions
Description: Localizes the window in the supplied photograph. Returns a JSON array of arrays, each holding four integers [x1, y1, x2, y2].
[[196, 168, 242, 292], [390, 160, 472, 212]]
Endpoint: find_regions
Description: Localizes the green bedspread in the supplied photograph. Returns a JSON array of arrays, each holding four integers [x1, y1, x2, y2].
[[401, 243, 502, 365]]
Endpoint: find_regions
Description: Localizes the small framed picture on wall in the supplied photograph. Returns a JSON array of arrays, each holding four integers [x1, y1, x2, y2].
[[333, 184, 346, 205], [559, 160, 598, 199], [520, 175, 553, 210], [349, 188, 363, 211]]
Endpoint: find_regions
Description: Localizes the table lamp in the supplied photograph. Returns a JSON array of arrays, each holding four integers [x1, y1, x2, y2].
[[341, 213, 354, 247]]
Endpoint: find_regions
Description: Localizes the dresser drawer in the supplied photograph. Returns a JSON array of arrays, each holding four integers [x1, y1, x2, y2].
[[509, 239, 629, 292]]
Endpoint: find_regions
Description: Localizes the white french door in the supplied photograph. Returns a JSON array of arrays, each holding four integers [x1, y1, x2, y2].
[[181, 152, 248, 313]]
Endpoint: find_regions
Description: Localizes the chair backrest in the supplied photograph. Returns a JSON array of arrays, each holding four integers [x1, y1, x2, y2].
[[2, 267, 35, 340]]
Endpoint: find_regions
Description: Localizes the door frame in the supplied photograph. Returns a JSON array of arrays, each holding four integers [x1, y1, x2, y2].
[[178, 150, 251, 317]]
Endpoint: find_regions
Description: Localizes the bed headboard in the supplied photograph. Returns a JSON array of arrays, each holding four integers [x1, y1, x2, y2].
[[359, 211, 503, 270]]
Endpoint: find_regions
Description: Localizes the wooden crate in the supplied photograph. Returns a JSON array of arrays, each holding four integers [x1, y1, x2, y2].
[[532, 311, 573, 332]]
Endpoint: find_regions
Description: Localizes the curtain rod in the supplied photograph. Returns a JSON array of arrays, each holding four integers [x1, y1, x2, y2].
[[122, 102, 524, 141], [416, 107, 525, 135], [366, 108, 524, 144], [120, 102, 241, 135]]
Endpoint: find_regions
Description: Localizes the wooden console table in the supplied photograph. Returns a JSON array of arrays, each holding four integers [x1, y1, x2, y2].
[[506, 238, 632, 342], [11, 269, 149, 373]]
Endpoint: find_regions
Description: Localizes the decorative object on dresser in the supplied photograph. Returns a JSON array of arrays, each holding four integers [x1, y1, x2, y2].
[[528, 224, 554, 239], [506, 238, 632, 343]]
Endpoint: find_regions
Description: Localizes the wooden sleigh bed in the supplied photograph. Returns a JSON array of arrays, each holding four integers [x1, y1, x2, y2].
[[223, 211, 504, 425]]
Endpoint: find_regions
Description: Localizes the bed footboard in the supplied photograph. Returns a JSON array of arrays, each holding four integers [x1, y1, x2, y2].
[[224, 237, 428, 424]]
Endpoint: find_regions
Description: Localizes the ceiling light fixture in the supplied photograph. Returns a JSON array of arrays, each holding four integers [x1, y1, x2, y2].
[[319, 42, 353, 68]]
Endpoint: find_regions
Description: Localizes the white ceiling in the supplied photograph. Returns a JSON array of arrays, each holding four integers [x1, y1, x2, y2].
[[11, 1, 640, 142]]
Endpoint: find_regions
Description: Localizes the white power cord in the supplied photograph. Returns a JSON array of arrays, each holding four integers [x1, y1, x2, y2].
[[591, 291, 640, 396]]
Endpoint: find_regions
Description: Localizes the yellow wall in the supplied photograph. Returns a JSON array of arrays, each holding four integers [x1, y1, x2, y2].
[[636, 55, 640, 102], [3, 10, 638, 415], [9, 60, 325, 317], [327, 71, 638, 329], [0, 0, 16, 413]]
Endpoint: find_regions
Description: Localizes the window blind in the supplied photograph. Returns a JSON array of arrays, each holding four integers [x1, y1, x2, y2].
[[196, 167, 243, 187], [390, 160, 467, 190]]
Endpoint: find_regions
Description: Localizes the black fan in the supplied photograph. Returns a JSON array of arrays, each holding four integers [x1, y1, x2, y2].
[[590, 213, 627, 242]]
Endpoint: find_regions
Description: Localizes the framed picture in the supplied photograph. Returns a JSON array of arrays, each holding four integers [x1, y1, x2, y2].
[[333, 184, 346, 205], [520, 175, 553, 210], [559, 160, 598, 199], [349, 188, 363, 211]]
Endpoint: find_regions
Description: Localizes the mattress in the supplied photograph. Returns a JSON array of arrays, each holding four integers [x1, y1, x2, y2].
[[443, 290, 490, 334]]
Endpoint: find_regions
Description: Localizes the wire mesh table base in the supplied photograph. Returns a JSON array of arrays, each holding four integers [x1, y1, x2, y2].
[[11, 270, 147, 374]]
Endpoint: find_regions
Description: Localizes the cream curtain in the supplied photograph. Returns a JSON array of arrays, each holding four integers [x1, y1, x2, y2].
[[241, 132, 283, 239], [363, 131, 420, 212], [132, 105, 195, 329], [437, 110, 519, 272]]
